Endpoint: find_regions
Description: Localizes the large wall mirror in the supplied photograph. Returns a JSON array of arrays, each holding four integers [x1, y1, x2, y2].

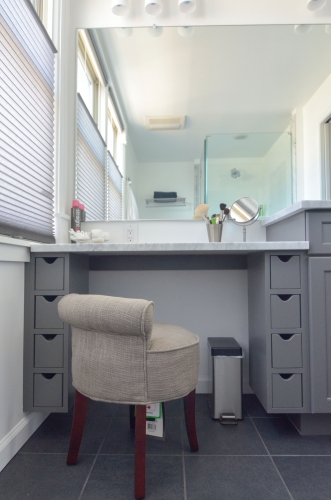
[[76, 25, 331, 220]]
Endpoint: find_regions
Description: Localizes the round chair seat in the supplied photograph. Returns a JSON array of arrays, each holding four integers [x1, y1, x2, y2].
[[146, 322, 199, 403]]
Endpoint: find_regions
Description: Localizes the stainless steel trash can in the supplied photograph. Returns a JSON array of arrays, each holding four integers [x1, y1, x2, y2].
[[208, 337, 243, 424]]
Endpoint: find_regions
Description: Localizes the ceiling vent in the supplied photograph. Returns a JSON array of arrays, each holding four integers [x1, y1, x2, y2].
[[145, 115, 185, 130]]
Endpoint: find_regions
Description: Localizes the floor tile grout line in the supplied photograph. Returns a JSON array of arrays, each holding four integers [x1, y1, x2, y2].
[[182, 453, 270, 457], [249, 415, 294, 500], [77, 419, 112, 500], [19, 451, 331, 457], [249, 416, 288, 419]]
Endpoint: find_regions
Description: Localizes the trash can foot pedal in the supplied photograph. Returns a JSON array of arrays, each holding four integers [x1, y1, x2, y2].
[[220, 413, 237, 425]]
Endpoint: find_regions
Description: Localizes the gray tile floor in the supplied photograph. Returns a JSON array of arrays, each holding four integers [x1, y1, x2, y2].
[[1, 395, 331, 499]]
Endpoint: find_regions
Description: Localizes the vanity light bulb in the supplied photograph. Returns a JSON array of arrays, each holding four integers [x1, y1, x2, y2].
[[178, 0, 196, 14], [147, 25, 163, 37], [294, 24, 313, 35], [177, 26, 194, 36], [307, 0, 327, 11], [145, 0, 162, 15], [111, 0, 129, 16], [116, 27, 133, 38]]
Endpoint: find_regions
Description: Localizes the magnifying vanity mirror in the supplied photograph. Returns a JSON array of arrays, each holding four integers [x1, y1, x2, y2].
[[229, 197, 260, 241], [76, 25, 331, 221]]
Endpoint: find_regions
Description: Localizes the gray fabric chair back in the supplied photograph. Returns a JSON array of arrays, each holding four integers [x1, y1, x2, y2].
[[58, 294, 154, 403]]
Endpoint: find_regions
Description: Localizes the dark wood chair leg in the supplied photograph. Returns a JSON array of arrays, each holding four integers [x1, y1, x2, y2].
[[67, 390, 89, 465], [134, 405, 146, 500], [183, 389, 199, 452], [130, 404, 136, 430]]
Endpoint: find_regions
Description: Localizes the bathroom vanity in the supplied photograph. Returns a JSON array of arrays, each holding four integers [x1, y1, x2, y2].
[[22, 202, 331, 434], [258, 201, 331, 433]]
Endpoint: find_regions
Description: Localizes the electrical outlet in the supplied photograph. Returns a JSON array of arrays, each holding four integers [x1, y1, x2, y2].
[[124, 223, 138, 243]]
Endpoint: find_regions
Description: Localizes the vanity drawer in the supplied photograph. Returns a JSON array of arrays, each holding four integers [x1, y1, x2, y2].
[[272, 374, 303, 409], [270, 295, 301, 329], [35, 257, 65, 291], [270, 255, 300, 289], [35, 296, 64, 329], [272, 334, 302, 368], [34, 334, 63, 368], [33, 373, 63, 407]]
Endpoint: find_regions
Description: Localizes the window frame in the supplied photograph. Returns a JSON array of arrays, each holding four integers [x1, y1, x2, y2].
[[77, 32, 100, 123]]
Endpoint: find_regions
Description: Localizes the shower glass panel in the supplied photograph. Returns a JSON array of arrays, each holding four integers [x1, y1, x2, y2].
[[205, 132, 292, 217]]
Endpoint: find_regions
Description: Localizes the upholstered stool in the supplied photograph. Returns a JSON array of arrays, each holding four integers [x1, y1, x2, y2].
[[58, 294, 200, 500]]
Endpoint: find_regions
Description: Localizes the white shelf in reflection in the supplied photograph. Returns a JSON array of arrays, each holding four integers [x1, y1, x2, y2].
[[145, 198, 186, 207]]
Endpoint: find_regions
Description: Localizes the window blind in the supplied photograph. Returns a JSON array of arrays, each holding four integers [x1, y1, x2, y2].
[[0, 0, 56, 243], [107, 151, 123, 220], [76, 94, 106, 221]]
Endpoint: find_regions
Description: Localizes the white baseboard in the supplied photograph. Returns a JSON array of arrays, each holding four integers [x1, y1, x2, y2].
[[0, 412, 49, 472]]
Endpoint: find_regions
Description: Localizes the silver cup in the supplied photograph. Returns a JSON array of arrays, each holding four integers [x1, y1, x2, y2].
[[207, 224, 223, 242]]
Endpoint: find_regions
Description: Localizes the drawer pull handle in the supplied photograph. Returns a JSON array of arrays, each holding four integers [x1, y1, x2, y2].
[[41, 334, 57, 341], [278, 294, 292, 301], [279, 334, 294, 341], [279, 374, 294, 380], [41, 373, 56, 380], [277, 256, 293, 263], [43, 296, 58, 302], [43, 257, 57, 264]]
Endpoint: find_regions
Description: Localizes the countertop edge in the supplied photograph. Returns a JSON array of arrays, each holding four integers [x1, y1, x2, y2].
[[30, 241, 309, 254], [261, 200, 331, 227]]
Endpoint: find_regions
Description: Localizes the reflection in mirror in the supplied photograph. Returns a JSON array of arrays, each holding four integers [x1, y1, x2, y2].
[[206, 132, 292, 217], [229, 197, 260, 242], [76, 25, 331, 220], [229, 197, 260, 225]]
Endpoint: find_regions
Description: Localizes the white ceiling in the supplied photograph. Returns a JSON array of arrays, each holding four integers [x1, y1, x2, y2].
[[96, 25, 331, 162]]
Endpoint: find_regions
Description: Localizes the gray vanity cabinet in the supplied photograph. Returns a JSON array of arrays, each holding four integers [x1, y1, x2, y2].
[[308, 258, 331, 413], [265, 209, 331, 420], [23, 253, 89, 412], [248, 251, 310, 413]]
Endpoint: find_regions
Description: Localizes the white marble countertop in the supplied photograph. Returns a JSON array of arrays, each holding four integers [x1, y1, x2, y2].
[[30, 241, 309, 254], [261, 200, 331, 227]]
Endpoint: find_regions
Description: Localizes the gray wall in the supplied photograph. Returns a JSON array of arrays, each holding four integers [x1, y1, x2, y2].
[[89, 269, 251, 393]]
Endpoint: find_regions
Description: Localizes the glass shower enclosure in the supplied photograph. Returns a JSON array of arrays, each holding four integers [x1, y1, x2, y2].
[[205, 132, 293, 218]]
